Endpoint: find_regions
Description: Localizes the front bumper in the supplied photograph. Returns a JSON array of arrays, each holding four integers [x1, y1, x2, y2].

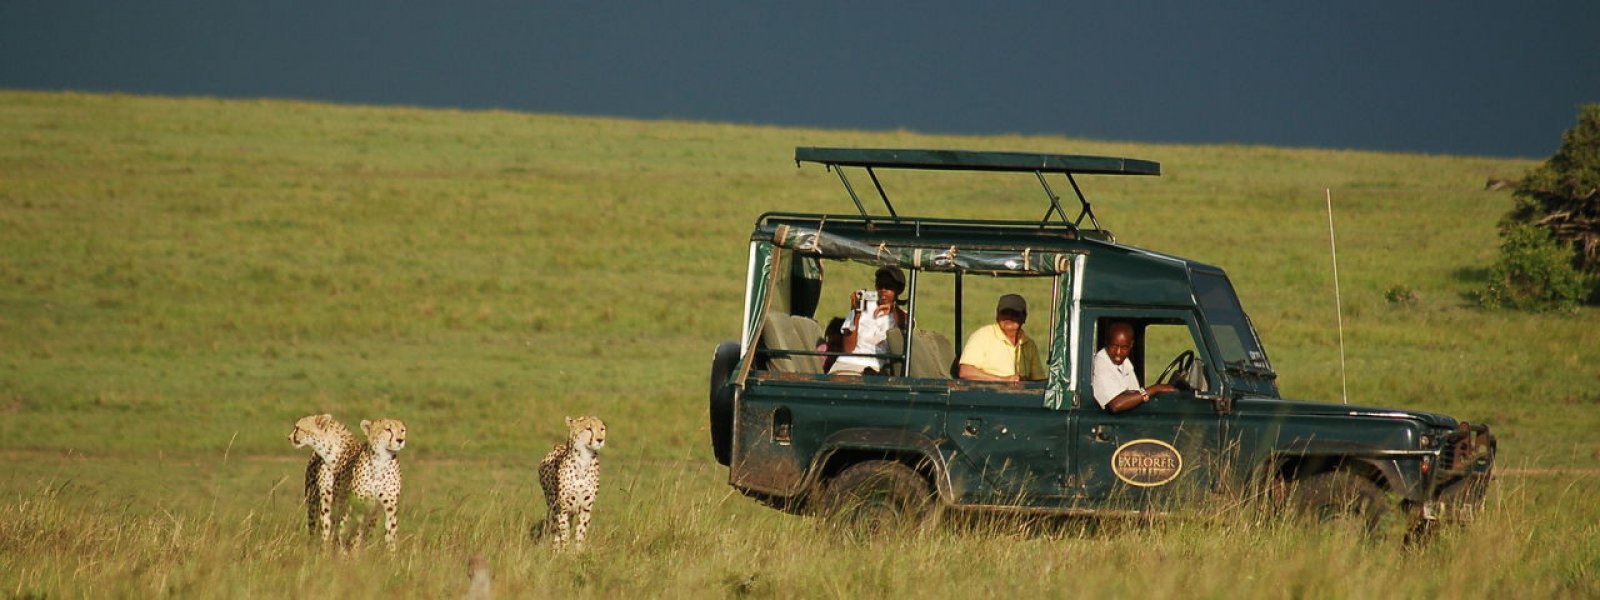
[[1421, 422, 1496, 523]]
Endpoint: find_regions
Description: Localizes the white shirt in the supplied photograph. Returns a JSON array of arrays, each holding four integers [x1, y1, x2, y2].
[[1092, 347, 1142, 409], [833, 301, 898, 372]]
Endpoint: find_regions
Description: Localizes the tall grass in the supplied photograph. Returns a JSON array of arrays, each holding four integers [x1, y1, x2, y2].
[[2, 90, 1598, 596], [2, 455, 1595, 598]]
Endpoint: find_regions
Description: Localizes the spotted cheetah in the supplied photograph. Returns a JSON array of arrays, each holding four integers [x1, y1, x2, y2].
[[538, 416, 605, 549], [289, 414, 359, 543], [338, 418, 407, 549]]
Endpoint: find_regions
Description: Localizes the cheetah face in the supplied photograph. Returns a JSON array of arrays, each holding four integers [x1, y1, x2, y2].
[[361, 418, 408, 453], [566, 416, 606, 453], [289, 414, 337, 448]]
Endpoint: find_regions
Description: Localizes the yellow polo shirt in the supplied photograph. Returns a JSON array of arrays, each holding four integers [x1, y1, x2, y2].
[[959, 324, 1045, 381]]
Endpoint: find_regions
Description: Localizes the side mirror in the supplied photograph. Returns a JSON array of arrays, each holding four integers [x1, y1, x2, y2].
[[1190, 359, 1231, 414], [1186, 358, 1210, 393]]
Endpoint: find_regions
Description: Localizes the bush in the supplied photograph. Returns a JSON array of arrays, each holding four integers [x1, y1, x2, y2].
[[1480, 224, 1589, 311], [1384, 285, 1420, 307], [1505, 103, 1600, 304]]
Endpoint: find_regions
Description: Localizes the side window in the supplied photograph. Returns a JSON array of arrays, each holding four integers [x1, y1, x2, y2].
[[784, 260, 916, 378], [949, 274, 1058, 384], [1089, 316, 1212, 394]]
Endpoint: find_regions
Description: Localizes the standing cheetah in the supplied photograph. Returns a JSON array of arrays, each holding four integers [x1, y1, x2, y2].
[[538, 416, 605, 549], [289, 414, 358, 543], [338, 418, 407, 549]]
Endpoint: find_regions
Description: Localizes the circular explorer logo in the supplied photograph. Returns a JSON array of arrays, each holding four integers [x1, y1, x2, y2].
[[1111, 439, 1183, 487]]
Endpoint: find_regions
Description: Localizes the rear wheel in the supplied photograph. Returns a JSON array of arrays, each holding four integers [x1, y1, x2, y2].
[[708, 341, 741, 466], [1287, 470, 1393, 532], [818, 460, 936, 537]]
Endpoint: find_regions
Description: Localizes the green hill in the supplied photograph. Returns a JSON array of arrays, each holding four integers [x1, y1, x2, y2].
[[2, 90, 1596, 597], [3, 90, 1590, 461]]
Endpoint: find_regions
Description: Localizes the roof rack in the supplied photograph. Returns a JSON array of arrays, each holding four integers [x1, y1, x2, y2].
[[795, 147, 1160, 239]]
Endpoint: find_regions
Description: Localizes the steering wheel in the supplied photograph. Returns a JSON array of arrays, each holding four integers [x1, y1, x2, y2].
[[1155, 350, 1197, 391]]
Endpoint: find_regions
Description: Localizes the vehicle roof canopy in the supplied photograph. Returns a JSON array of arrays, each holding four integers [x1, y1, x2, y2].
[[795, 147, 1161, 176], [774, 146, 1197, 303], [794, 147, 1160, 238]]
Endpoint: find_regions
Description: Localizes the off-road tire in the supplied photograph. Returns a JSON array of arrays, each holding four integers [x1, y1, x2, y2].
[[1288, 470, 1392, 532], [708, 341, 741, 466], [818, 460, 936, 537]]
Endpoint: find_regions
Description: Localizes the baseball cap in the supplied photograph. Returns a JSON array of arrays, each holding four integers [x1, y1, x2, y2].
[[997, 294, 1028, 321]]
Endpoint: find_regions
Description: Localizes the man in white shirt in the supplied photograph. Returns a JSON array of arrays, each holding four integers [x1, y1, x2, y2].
[[829, 266, 908, 375], [1092, 322, 1177, 413]]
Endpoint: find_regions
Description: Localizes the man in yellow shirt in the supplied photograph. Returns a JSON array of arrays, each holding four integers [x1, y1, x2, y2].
[[957, 294, 1045, 382]]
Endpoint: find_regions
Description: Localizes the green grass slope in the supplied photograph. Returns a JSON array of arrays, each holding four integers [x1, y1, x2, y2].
[[2, 91, 1597, 598]]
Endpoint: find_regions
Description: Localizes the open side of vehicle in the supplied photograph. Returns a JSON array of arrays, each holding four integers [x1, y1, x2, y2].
[[708, 147, 1495, 534]]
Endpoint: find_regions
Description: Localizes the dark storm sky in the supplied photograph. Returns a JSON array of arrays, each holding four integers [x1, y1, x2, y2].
[[3, 1, 1597, 158]]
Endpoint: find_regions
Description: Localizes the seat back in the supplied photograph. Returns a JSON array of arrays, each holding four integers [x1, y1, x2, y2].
[[907, 330, 955, 379], [760, 311, 825, 374], [788, 315, 825, 374], [760, 311, 803, 373], [882, 328, 907, 376]]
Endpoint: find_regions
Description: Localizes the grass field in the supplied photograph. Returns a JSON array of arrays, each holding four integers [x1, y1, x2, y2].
[[2, 90, 1598, 597]]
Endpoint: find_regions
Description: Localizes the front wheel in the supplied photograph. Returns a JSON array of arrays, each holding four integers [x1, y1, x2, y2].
[[818, 460, 937, 538], [1286, 470, 1393, 532]]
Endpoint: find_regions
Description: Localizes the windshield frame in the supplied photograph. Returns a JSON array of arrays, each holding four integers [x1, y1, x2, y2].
[[1190, 269, 1274, 378]]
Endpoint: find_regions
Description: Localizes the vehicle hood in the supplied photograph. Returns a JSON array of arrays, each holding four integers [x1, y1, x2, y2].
[[1234, 396, 1459, 429]]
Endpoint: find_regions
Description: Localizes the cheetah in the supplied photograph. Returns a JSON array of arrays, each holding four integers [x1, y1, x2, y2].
[[338, 418, 408, 549], [288, 414, 358, 543], [538, 416, 605, 549]]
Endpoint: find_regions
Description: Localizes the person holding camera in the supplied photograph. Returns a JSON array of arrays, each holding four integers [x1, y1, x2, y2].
[[958, 294, 1045, 382], [828, 265, 909, 376]]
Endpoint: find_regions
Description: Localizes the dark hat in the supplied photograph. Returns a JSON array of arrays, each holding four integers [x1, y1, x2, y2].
[[996, 294, 1028, 318], [874, 265, 906, 293]]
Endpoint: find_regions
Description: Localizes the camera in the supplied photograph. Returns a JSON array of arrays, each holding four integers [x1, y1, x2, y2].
[[855, 289, 877, 313]]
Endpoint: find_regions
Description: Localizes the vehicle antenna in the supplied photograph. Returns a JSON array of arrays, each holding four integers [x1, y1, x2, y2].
[[1326, 188, 1349, 405]]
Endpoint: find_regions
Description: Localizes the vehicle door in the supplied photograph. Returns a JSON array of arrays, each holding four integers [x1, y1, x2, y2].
[[1070, 311, 1226, 506], [945, 380, 1069, 506], [942, 273, 1074, 508]]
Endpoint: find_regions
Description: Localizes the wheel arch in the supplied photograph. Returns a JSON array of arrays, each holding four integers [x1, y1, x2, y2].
[[807, 429, 953, 506], [1269, 452, 1404, 493]]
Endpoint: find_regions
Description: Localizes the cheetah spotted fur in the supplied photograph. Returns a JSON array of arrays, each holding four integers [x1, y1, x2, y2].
[[289, 414, 359, 543], [338, 418, 407, 549], [538, 416, 605, 549]]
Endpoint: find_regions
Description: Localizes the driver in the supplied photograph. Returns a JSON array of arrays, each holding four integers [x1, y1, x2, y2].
[[1092, 321, 1177, 413]]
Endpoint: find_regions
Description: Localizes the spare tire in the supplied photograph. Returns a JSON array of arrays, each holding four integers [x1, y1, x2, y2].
[[708, 341, 741, 466]]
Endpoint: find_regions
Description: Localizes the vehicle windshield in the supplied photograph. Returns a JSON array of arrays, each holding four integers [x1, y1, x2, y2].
[[1192, 271, 1272, 375]]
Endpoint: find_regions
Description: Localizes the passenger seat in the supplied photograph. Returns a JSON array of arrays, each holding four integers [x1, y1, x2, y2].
[[760, 311, 822, 374], [788, 315, 825, 374], [907, 330, 955, 379]]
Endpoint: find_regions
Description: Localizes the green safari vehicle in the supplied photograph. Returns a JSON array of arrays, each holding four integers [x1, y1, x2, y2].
[[707, 147, 1495, 533]]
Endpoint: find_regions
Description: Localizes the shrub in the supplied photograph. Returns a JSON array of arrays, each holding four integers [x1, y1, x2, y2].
[[1384, 285, 1420, 307], [1505, 103, 1600, 303], [1480, 224, 1589, 311]]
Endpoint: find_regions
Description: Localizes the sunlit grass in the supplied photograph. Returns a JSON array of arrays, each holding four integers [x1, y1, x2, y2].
[[2, 90, 1598, 596], [2, 455, 1595, 598]]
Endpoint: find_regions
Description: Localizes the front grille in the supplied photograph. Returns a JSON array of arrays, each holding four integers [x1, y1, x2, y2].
[[1442, 422, 1495, 475]]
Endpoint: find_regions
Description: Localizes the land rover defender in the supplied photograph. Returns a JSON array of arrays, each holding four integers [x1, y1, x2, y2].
[[707, 147, 1494, 533]]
